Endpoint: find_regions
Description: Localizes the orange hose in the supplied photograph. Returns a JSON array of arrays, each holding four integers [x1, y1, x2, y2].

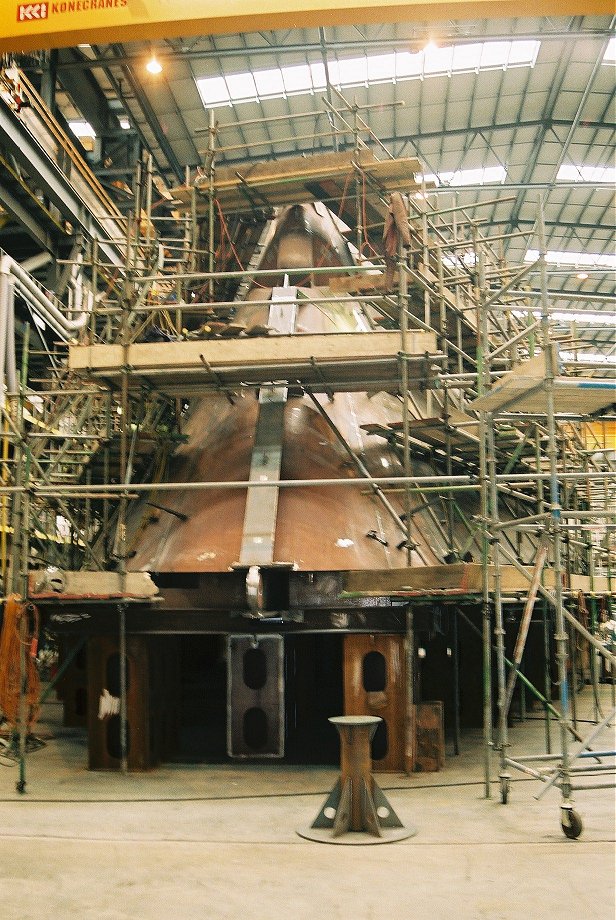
[[0, 595, 40, 731]]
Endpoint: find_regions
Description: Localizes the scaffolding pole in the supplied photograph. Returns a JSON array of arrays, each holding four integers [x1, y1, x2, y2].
[[479, 196, 616, 838]]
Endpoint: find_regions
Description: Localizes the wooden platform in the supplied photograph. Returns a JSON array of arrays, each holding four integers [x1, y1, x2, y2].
[[69, 330, 437, 395], [173, 150, 423, 213], [361, 404, 483, 460], [470, 353, 615, 415], [28, 570, 159, 601], [342, 564, 612, 598]]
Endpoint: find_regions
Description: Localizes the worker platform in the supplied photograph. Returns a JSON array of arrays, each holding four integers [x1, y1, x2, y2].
[[341, 564, 611, 601], [173, 149, 423, 214], [470, 352, 615, 415], [68, 329, 438, 395], [362, 406, 480, 454]]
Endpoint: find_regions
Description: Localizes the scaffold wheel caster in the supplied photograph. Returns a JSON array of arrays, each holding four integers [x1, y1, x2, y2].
[[15, 779, 26, 795], [561, 809, 582, 839], [500, 776, 510, 804]]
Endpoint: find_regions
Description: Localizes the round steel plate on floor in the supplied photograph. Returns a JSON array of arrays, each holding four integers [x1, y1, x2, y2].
[[296, 824, 417, 845]]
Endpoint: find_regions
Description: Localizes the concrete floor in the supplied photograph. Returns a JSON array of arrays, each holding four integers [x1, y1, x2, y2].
[[0, 687, 614, 920]]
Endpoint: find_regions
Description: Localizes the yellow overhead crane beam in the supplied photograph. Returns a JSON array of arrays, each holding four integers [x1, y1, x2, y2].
[[1, 0, 611, 55]]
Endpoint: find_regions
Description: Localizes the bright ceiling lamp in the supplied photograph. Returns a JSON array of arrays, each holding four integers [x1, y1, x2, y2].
[[525, 249, 616, 270], [146, 54, 163, 75], [196, 39, 540, 109], [603, 36, 616, 63], [557, 164, 616, 183]]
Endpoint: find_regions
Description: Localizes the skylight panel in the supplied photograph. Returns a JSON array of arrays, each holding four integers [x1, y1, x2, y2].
[[560, 351, 616, 366], [557, 164, 616, 184], [336, 56, 368, 86], [451, 43, 484, 71], [552, 311, 615, 326], [69, 120, 96, 138], [525, 249, 616, 269], [226, 72, 257, 103], [282, 64, 313, 94], [477, 165, 508, 184], [309, 62, 327, 89], [443, 250, 477, 268], [395, 51, 422, 79], [478, 42, 509, 68], [195, 40, 540, 110], [367, 53, 396, 82], [423, 45, 454, 74], [507, 40, 542, 65], [253, 68, 285, 98], [513, 308, 616, 326], [424, 165, 507, 187], [324, 59, 340, 86], [198, 76, 230, 107]]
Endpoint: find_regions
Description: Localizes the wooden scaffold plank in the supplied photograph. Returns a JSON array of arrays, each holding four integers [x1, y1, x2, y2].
[[69, 329, 438, 395]]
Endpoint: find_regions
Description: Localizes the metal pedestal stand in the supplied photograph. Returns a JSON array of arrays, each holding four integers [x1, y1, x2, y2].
[[297, 716, 416, 845]]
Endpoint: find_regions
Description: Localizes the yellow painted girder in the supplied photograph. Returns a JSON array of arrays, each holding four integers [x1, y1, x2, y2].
[[2, 0, 612, 55]]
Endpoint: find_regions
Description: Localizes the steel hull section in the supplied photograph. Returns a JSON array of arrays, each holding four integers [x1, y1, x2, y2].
[[125, 204, 444, 576], [126, 390, 442, 573]]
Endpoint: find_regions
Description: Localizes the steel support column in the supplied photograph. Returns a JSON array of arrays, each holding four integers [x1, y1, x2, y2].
[[0, 104, 124, 269]]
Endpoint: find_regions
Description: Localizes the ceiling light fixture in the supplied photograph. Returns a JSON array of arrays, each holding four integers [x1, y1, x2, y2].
[[576, 271, 589, 280], [146, 55, 162, 75]]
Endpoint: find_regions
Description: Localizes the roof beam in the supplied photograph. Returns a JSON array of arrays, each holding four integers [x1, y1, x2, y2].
[[505, 39, 574, 235], [56, 48, 116, 140], [0, 180, 57, 252], [0, 102, 124, 269], [551, 25, 616, 181], [512, 290, 616, 305], [211, 119, 614, 167], [100, 63, 168, 180], [52, 29, 616, 71], [108, 45, 185, 183], [479, 219, 616, 233]]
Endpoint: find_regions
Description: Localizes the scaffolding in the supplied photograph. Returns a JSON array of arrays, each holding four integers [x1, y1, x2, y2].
[[470, 198, 615, 839], [0, 83, 613, 834]]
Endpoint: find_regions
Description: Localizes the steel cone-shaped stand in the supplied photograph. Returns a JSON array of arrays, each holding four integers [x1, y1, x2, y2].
[[297, 716, 416, 845]]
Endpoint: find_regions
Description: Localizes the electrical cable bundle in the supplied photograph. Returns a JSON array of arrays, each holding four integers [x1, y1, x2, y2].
[[0, 594, 40, 732]]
